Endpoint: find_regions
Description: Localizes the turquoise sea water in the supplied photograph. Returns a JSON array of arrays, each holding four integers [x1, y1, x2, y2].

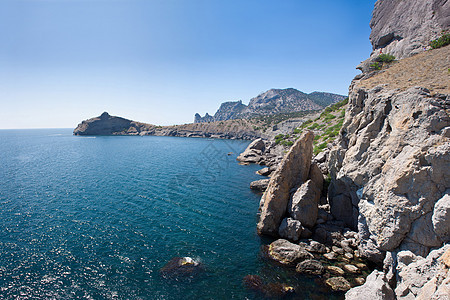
[[0, 129, 342, 299]]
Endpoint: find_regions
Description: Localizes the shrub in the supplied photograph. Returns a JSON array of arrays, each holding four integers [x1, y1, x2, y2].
[[293, 128, 301, 134], [370, 62, 382, 70], [430, 34, 450, 49], [377, 53, 396, 63], [308, 123, 320, 130], [313, 142, 328, 155]]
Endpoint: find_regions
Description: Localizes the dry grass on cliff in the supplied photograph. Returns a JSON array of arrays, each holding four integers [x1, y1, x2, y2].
[[358, 45, 450, 94]]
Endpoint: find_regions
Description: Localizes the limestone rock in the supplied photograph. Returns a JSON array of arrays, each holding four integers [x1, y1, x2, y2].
[[237, 138, 265, 163], [307, 240, 327, 254], [295, 259, 324, 275], [326, 265, 345, 276], [256, 167, 271, 176], [432, 193, 450, 242], [326, 276, 352, 292], [343, 264, 359, 274], [250, 179, 270, 192], [257, 131, 314, 236], [345, 270, 395, 300], [278, 218, 303, 242], [369, 0, 450, 59], [288, 179, 320, 228], [309, 162, 324, 191], [267, 239, 313, 266]]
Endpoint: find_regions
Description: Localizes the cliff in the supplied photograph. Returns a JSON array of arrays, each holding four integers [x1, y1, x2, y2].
[[250, 0, 450, 297], [194, 88, 345, 123]]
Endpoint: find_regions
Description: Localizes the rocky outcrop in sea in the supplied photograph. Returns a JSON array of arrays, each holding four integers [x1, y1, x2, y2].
[[194, 88, 345, 123]]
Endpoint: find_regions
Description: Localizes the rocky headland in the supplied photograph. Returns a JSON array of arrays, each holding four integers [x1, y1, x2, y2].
[[242, 0, 450, 298]]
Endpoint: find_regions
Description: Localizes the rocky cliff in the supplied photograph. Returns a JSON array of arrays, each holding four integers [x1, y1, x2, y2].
[[248, 0, 450, 297], [369, 0, 449, 59], [194, 88, 345, 123]]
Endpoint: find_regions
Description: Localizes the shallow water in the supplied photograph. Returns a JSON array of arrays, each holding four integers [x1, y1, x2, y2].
[[0, 129, 344, 299]]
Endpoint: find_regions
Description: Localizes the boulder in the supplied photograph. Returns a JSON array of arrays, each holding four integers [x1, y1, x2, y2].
[[295, 259, 324, 275], [256, 167, 271, 176], [307, 240, 327, 254], [250, 179, 270, 191], [309, 162, 324, 191], [325, 277, 352, 292], [288, 179, 320, 228], [345, 270, 395, 300], [267, 239, 313, 265], [278, 218, 303, 242], [326, 265, 345, 276], [257, 131, 314, 236], [343, 264, 359, 274], [432, 193, 450, 242]]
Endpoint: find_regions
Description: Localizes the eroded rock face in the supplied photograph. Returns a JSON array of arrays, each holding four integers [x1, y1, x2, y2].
[[432, 193, 450, 242], [257, 131, 314, 236], [369, 0, 450, 59], [329, 85, 450, 262], [288, 179, 320, 228], [345, 270, 394, 300]]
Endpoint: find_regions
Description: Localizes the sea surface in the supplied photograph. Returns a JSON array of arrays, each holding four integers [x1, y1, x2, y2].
[[0, 129, 341, 299]]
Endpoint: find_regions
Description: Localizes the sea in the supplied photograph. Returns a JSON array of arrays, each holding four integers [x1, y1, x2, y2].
[[0, 129, 343, 299]]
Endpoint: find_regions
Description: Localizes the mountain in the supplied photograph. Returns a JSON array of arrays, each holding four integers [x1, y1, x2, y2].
[[194, 88, 346, 123]]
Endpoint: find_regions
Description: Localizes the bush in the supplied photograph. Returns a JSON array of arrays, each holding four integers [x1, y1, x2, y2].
[[430, 34, 450, 49], [377, 53, 395, 63], [308, 123, 320, 130], [293, 128, 301, 134], [370, 62, 382, 70]]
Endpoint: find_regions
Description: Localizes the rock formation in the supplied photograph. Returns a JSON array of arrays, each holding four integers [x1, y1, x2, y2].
[[257, 131, 314, 236], [369, 0, 449, 59], [194, 88, 345, 123]]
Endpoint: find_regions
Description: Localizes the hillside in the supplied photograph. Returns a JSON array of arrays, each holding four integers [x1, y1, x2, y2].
[[194, 88, 345, 123]]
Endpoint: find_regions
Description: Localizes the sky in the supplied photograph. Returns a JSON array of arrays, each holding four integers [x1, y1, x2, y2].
[[0, 0, 376, 129]]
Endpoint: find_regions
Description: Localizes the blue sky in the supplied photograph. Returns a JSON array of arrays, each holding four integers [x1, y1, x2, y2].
[[0, 0, 375, 129]]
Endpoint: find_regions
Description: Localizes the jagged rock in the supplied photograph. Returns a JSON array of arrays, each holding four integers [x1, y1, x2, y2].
[[267, 239, 313, 266], [307, 240, 327, 254], [250, 179, 270, 191], [329, 85, 450, 263], [345, 270, 395, 300], [295, 259, 324, 275], [395, 245, 449, 299], [257, 131, 314, 236], [369, 0, 450, 59], [432, 193, 450, 242], [325, 277, 352, 292], [309, 163, 324, 191], [288, 179, 320, 228], [326, 265, 345, 276], [278, 218, 303, 242], [314, 149, 329, 164]]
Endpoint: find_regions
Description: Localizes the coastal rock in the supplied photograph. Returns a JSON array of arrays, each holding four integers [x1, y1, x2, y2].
[[257, 131, 314, 236], [278, 218, 303, 242], [295, 259, 324, 275], [326, 265, 345, 276], [329, 85, 450, 262], [394, 245, 450, 299], [307, 240, 327, 254], [345, 270, 395, 300], [325, 277, 352, 292], [256, 167, 271, 176], [160, 257, 203, 279], [343, 264, 359, 274], [432, 193, 450, 242], [288, 179, 320, 228], [267, 239, 313, 266], [250, 179, 270, 192], [237, 138, 266, 163]]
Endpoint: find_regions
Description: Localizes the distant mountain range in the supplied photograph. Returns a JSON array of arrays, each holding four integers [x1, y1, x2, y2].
[[194, 88, 346, 123]]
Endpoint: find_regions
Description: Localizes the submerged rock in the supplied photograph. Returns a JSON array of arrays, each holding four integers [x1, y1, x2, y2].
[[257, 131, 314, 236], [296, 259, 324, 275], [160, 257, 203, 279], [325, 276, 352, 292]]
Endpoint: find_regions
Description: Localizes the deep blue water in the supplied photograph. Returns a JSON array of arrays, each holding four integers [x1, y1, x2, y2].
[[0, 129, 340, 299]]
